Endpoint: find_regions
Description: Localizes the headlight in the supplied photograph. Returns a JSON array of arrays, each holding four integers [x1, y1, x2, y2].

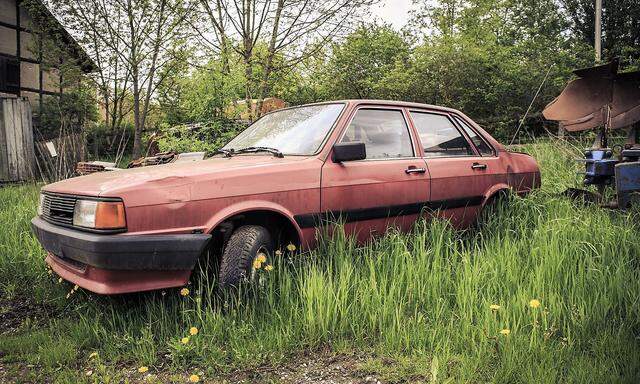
[[73, 199, 126, 229], [37, 193, 45, 216]]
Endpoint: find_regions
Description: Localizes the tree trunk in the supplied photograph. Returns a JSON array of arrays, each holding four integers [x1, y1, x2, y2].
[[132, 75, 142, 158], [256, 0, 284, 117]]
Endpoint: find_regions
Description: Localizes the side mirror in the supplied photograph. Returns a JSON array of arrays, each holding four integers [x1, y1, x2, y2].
[[332, 142, 366, 162]]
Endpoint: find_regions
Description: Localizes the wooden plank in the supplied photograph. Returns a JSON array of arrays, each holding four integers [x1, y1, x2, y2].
[[21, 98, 35, 180], [0, 97, 9, 181], [14, 98, 25, 181], [0, 98, 8, 181], [4, 99, 19, 181]]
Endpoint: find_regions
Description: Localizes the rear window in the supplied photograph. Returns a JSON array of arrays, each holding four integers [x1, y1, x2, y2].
[[453, 115, 495, 156]]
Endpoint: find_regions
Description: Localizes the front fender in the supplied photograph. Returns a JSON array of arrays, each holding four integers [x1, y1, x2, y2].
[[203, 200, 303, 241]]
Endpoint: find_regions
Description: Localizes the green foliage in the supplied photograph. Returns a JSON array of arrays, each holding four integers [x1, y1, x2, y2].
[[2, 140, 640, 382], [35, 85, 99, 139], [561, 0, 640, 65], [155, 119, 245, 154]]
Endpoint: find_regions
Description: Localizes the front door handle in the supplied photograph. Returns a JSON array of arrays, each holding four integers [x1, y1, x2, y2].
[[471, 162, 487, 170], [405, 166, 427, 174]]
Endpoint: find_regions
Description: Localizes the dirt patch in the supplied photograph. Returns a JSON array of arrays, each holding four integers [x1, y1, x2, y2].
[[210, 351, 384, 384], [0, 294, 59, 335]]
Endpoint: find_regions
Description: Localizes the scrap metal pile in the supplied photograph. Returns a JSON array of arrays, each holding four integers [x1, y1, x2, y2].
[[543, 58, 640, 208], [75, 151, 206, 176]]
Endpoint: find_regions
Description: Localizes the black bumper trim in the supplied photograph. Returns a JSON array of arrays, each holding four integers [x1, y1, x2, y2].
[[31, 217, 211, 271]]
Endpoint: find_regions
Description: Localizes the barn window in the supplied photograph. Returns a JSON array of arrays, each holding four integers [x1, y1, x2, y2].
[[0, 57, 20, 94]]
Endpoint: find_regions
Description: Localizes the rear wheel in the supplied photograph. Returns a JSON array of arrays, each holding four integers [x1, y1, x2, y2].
[[218, 225, 273, 289]]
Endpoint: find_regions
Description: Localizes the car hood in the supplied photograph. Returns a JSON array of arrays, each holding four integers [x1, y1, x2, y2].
[[43, 155, 313, 199]]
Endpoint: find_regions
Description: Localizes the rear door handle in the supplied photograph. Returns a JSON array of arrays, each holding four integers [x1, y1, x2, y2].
[[405, 166, 427, 174], [471, 162, 487, 170]]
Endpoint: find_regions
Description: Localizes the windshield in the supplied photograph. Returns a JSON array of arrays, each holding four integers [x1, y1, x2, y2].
[[223, 103, 345, 155]]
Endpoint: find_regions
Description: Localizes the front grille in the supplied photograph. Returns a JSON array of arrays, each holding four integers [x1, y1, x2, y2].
[[41, 193, 77, 226]]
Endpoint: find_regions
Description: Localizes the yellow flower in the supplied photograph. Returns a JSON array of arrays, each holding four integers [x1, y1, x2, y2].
[[189, 327, 198, 336], [256, 253, 267, 263], [529, 299, 541, 309], [286, 243, 296, 252], [65, 293, 71, 299], [89, 352, 98, 359], [275, 250, 282, 256], [499, 329, 511, 336], [490, 304, 500, 311], [180, 288, 190, 296], [265, 265, 274, 272], [138, 366, 149, 373], [57, 277, 63, 283], [253, 259, 262, 269], [73, 284, 79, 291], [181, 337, 189, 344], [189, 374, 200, 383]]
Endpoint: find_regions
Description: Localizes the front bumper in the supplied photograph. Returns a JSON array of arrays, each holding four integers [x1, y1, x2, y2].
[[31, 217, 211, 294]]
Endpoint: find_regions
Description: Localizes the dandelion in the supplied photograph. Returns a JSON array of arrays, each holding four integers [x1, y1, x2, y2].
[[275, 250, 282, 256], [65, 293, 70, 299], [256, 253, 267, 263], [189, 374, 200, 383], [57, 277, 63, 283], [180, 288, 190, 296], [181, 337, 189, 344], [529, 299, 541, 308], [189, 327, 198, 336], [265, 265, 274, 272], [89, 352, 98, 359], [499, 329, 511, 336], [73, 284, 79, 291], [138, 366, 149, 373], [490, 304, 500, 311], [286, 243, 296, 252], [253, 259, 262, 269]]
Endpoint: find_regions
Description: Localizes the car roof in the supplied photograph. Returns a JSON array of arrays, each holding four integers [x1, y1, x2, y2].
[[300, 99, 463, 114]]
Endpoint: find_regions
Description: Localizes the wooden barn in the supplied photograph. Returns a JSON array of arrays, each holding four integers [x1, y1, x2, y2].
[[0, 0, 94, 182]]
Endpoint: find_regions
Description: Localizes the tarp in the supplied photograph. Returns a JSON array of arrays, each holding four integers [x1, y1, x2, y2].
[[543, 59, 640, 132]]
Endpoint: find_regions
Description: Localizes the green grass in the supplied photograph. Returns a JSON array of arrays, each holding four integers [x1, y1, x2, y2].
[[1, 139, 639, 383]]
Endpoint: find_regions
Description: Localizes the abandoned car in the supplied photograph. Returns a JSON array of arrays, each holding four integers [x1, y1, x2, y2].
[[31, 100, 540, 294]]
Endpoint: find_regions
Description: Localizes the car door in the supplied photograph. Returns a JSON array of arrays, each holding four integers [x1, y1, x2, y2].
[[320, 107, 430, 242], [408, 110, 506, 228]]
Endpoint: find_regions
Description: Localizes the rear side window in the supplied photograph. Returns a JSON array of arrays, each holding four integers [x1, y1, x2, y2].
[[453, 115, 495, 156], [340, 109, 413, 159], [410, 112, 473, 158]]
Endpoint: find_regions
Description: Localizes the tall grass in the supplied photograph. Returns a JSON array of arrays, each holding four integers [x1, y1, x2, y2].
[[1, 140, 639, 383]]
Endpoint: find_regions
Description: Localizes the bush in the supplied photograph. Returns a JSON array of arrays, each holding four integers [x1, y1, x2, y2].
[[155, 118, 246, 154]]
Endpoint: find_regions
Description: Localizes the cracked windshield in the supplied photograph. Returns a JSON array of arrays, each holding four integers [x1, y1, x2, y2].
[[223, 103, 345, 155]]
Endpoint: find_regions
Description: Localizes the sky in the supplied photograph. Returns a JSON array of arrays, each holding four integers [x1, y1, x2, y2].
[[371, 0, 413, 30]]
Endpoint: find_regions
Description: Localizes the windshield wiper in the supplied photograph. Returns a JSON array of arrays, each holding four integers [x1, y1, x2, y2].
[[235, 146, 284, 158], [212, 148, 235, 157]]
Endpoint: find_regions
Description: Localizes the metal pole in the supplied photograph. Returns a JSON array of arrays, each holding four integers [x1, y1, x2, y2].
[[595, 0, 602, 62]]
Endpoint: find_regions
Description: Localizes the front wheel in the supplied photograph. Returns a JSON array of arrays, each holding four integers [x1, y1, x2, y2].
[[218, 225, 273, 289]]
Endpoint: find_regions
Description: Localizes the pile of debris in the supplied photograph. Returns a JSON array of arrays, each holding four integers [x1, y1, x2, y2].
[[75, 151, 206, 176]]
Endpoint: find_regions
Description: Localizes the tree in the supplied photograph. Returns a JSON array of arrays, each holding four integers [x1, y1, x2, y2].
[[197, 0, 372, 119], [561, 0, 640, 65], [50, 0, 194, 157]]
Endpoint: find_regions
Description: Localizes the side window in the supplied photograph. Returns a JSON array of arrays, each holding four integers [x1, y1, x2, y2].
[[410, 112, 473, 158], [340, 109, 413, 159], [453, 115, 495, 156]]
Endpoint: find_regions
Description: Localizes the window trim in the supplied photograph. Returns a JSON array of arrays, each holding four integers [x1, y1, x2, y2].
[[450, 114, 497, 157], [336, 106, 418, 161], [407, 109, 479, 159]]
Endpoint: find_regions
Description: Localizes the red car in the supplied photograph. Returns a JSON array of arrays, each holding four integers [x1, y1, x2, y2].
[[32, 100, 540, 294]]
